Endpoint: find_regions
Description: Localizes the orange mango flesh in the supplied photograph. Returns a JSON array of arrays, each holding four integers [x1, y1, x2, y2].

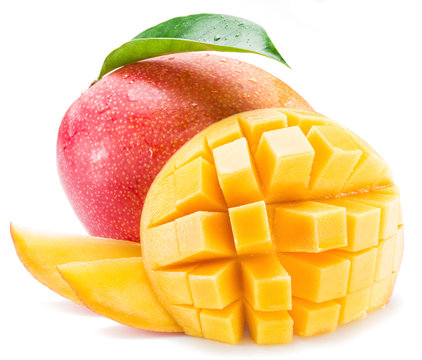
[[58, 258, 181, 332], [141, 108, 402, 345], [10, 224, 141, 304], [11, 224, 182, 332], [255, 126, 315, 202]]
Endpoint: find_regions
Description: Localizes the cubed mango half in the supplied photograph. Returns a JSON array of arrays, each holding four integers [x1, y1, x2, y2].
[[140, 108, 402, 345]]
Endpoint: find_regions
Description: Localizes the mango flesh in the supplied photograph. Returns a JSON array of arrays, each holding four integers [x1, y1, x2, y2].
[[11, 225, 181, 332], [58, 258, 181, 332], [10, 224, 140, 303], [141, 108, 402, 344]]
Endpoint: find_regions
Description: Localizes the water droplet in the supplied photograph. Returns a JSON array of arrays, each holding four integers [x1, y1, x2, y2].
[[191, 103, 198, 107], [214, 35, 221, 41], [235, 34, 239, 38], [249, 77, 258, 83], [95, 97, 110, 113], [148, 148, 154, 159], [220, 58, 227, 63], [168, 56, 175, 60]]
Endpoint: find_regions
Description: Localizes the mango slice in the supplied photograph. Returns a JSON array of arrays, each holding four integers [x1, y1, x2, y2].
[[10, 223, 140, 303], [141, 108, 402, 344], [58, 258, 181, 332], [11, 225, 183, 332]]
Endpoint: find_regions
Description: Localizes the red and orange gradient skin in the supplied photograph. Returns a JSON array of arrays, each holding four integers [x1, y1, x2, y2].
[[57, 53, 312, 242]]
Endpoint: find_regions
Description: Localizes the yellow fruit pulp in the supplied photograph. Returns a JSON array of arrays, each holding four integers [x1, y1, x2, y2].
[[58, 258, 181, 332], [11, 224, 180, 332], [141, 108, 402, 344], [10, 224, 140, 303]]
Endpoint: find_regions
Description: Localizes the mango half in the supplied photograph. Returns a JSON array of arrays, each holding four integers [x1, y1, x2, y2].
[[141, 108, 403, 344]]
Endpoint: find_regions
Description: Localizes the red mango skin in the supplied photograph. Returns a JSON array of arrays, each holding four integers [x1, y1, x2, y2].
[[57, 52, 312, 242]]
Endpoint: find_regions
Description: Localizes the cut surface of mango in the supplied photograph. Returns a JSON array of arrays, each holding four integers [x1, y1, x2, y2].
[[141, 108, 402, 345]]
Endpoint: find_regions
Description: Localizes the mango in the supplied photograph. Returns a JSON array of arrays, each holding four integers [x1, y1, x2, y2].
[[57, 53, 312, 242], [141, 108, 402, 344], [290, 297, 340, 336], [58, 258, 181, 332], [10, 223, 140, 304]]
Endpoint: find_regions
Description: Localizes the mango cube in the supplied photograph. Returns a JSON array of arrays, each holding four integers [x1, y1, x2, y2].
[[375, 185, 403, 225], [241, 255, 291, 311], [205, 115, 243, 149], [374, 165, 394, 187], [245, 302, 293, 345], [279, 253, 350, 302], [200, 301, 244, 344], [228, 201, 273, 255], [335, 288, 371, 324], [168, 305, 202, 337], [391, 272, 399, 291], [174, 135, 213, 169], [175, 212, 236, 263], [340, 130, 388, 192], [331, 247, 378, 293], [255, 126, 315, 202], [375, 234, 396, 281], [283, 109, 334, 134], [274, 201, 347, 252], [348, 193, 400, 240], [238, 108, 288, 153], [188, 260, 241, 309], [290, 297, 340, 336], [143, 222, 180, 269], [174, 157, 226, 214], [151, 264, 196, 305], [306, 126, 362, 196], [212, 137, 263, 207], [369, 277, 392, 311], [394, 226, 404, 272], [147, 173, 183, 227], [320, 198, 380, 252]]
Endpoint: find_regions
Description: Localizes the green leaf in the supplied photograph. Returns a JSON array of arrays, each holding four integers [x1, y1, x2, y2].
[[97, 14, 289, 80]]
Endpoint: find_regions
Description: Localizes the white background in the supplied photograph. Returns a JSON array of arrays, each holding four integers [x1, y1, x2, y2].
[[1, 0, 421, 359]]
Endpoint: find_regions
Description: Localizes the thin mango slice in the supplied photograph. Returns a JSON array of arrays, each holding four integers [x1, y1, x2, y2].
[[10, 223, 140, 303], [58, 258, 181, 332]]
